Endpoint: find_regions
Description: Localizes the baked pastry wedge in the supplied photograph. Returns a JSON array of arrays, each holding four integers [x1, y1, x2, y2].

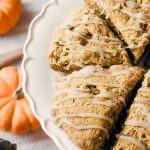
[[50, 65, 144, 150], [48, 8, 131, 73], [84, 0, 150, 64], [113, 70, 150, 150]]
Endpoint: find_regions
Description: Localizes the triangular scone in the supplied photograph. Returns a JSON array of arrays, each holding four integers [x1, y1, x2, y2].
[[113, 70, 150, 150], [48, 8, 131, 73], [84, 0, 150, 64], [51, 65, 144, 150]]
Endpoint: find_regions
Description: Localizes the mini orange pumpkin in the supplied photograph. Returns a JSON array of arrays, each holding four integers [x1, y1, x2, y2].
[[0, 0, 22, 35], [0, 67, 40, 134]]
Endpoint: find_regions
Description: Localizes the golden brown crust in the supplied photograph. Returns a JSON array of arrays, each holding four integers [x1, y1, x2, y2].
[[51, 65, 144, 150], [113, 70, 150, 150], [84, 0, 150, 64], [48, 8, 131, 73]]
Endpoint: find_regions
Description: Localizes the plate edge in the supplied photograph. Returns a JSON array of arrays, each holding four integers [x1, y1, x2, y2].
[[21, 1, 66, 150]]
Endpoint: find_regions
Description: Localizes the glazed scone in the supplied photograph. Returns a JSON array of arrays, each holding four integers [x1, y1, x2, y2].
[[84, 0, 150, 64], [48, 8, 131, 73], [113, 70, 150, 150], [50, 65, 144, 150]]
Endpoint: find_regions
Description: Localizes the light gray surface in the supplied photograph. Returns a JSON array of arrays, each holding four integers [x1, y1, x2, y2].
[[0, 0, 49, 56], [0, 130, 57, 150]]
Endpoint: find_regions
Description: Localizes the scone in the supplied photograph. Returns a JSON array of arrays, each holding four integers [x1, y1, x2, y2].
[[48, 8, 131, 73], [84, 0, 150, 64], [50, 65, 144, 150], [113, 70, 150, 150]]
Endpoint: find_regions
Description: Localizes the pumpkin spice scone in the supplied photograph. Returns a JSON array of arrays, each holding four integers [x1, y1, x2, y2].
[[48, 8, 131, 73], [113, 70, 150, 150], [50, 65, 144, 150], [84, 0, 150, 64]]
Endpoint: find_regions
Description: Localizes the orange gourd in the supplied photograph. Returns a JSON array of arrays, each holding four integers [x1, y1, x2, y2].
[[0, 0, 22, 35], [0, 67, 40, 134]]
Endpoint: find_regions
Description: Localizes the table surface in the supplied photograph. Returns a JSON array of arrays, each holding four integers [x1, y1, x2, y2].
[[0, 0, 57, 149]]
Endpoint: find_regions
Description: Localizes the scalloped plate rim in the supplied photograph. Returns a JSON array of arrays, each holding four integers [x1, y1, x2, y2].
[[22, 0, 69, 150]]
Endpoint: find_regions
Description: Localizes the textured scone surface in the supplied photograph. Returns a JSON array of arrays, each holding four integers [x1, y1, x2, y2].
[[51, 65, 144, 150], [48, 8, 131, 73], [84, 0, 150, 63], [113, 70, 150, 150]]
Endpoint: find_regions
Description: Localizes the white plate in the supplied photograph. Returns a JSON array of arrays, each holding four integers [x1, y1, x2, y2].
[[22, 0, 84, 150]]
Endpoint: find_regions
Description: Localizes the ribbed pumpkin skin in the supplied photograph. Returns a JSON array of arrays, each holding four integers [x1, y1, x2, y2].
[[0, 0, 22, 35], [0, 67, 40, 134]]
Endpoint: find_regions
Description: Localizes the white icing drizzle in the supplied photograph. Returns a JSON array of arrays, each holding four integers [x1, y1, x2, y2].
[[53, 100, 117, 112], [96, 36, 120, 41], [125, 1, 138, 8], [145, 72, 150, 77], [141, 3, 150, 8], [125, 90, 150, 132], [52, 104, 79, 110], [98, 0, 150, 51], [69, 69, 135, 77], [101, 0, 150, 19], [125, 1, 150, 9], [83, 47, 116, 58], [65, 50, 85, 54], [64, 25, 117, 41], [64, 29, 85, 39], [54, 113, 113, 124], [54, 87, 89, 97], [89, 39, 120, 45], [95, 92, 125, 106], [101, 0, 150, 13], [125, 119, 150, 132], [111, 3, 121, 10], [91, 100, 117, 111], [54, 93, 92, 104], [126, 44, 143, 49], [135, 97, 150, 103], [121, 26, 143, 32], [61, 34, 118, 58], [120, 136, 147, 150], [129, 36, 149, 43], [124, 1, 150, 9], [72, 70, 134, 78], [58, 13, 124, 59], [54, 87, 125, 107], [96, 0, 150, 52], [57, 67, 137, 99], [101, 2, 121, 12], [57, 118, 109, 139], [131, 103, 150, 122], [140, 88, 150, 92], [71, 65, 103, 76], [121, 9, 150, 19], [51, 65, 139, 149], [62, 14, 103, 27], [59, 36, 121, 46], [60, 41, 80, 45], [119, 71, 150, 149]]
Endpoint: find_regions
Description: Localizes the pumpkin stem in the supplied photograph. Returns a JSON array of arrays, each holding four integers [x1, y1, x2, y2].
[[12, 86, 24, 100]]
